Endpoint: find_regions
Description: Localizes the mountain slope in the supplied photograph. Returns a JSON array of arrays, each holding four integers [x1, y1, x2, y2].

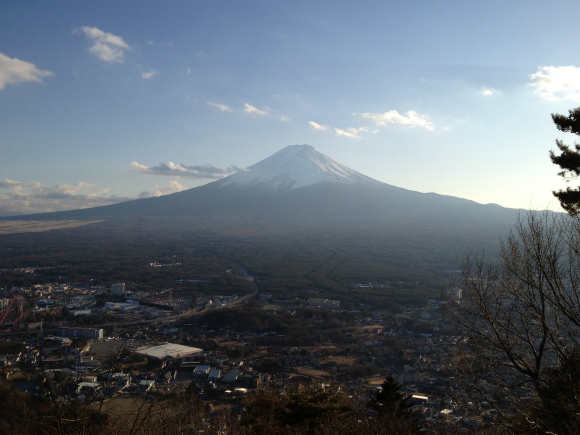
[[0, 145, 525, 299], [15, 144, 520, 228]]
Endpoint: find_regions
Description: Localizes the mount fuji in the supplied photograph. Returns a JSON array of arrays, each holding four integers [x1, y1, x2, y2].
[[22, 144, 519, 227], [219, 144, 382, 190], [3, 145, 524, 294]]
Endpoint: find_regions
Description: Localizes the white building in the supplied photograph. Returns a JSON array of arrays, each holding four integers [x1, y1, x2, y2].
[[111, 283, 125, 297], [135, 343, 203, 363], [104, 301, 139, 311], [69, 309, 93, 316]]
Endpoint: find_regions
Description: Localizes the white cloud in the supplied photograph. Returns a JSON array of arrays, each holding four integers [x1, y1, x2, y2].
[[529, 66, 580, 102], [349, 126, 368, 134], [244, 103, 269, 115], [141, 71, 157, 79], [131, 161, 239, 179], [335, 126, 369, 139], [75, 26, 129, 63], [480, 86, 500, 96], [139, 180, 186, 198], [362, 110, 434, 131], [0, 179, 129, 216], [207, 101, 233, 112], [0, 52, 54, 90], [335, 128, 361, 139], [279, 115, 291, 122], [308, 121, 328, 131]]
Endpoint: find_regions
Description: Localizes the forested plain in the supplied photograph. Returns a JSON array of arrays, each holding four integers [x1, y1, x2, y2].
[[0, 213, 509, 306]]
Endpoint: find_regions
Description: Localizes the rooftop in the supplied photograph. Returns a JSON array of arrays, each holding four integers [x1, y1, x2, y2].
[[135, 343, 203, 360]]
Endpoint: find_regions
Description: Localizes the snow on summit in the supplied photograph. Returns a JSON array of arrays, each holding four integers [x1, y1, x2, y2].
[[221, 145, 382, 190]]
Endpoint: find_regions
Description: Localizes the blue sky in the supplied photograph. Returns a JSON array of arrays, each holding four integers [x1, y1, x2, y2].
[[1, 0, 579, 216]]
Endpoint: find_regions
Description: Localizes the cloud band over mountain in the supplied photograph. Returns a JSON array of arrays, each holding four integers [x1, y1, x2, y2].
[[362, 110, 434, 130], [0, 179, 130, 216], [131, 161, 240, 179]]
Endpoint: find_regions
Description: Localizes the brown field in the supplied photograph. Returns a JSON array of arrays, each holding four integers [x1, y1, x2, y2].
[[366, 377, 386, 386], [262, 304, 284, 311], [0, 220, 102, 234], [99, 395, 147, 418], [294, 366, 332, 379], [323, 355, 356, 367]]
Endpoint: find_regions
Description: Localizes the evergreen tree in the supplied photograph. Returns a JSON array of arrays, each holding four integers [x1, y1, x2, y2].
[[280, 388, 353, 430], [185, 379, 197, 396], [369, 376, 410, 415], [550, 107, 580, 215], [369, 376, 419, 433]]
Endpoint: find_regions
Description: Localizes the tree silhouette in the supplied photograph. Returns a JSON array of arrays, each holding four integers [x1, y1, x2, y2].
[[533, 348, 580, 434], [550, 107, 580, 215], [368, 376, 419, 433], [240, 386, 421, 435], [185, 379, 197, 396], [445, 211, 580, 433]]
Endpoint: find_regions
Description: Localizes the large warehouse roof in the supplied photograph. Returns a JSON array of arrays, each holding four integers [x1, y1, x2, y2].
[[135, 343, 203, 360]]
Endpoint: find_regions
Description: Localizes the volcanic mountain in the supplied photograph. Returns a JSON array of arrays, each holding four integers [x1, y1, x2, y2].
[[36, 144, 519, 229], [219, 144, 382, 190], [2, 145, 524, 296]]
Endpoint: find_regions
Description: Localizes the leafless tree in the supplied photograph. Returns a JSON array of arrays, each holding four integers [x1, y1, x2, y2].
[[4, 338, 181, 435], [444, 211, 580, 433]]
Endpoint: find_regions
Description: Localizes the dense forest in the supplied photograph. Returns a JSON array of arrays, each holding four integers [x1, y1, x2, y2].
[[0, 214, 505, 305]]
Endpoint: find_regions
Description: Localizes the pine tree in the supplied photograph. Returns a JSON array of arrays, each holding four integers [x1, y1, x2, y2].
[[369, 376, 419, 433], [550, 107, 580, 215], [185, 379, 197, 396]]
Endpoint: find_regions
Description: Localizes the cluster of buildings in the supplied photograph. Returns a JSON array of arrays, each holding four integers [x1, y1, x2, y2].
[[1, 279, 493, 430], [57, 327, 104, 340], [350, 283, 390, 288]]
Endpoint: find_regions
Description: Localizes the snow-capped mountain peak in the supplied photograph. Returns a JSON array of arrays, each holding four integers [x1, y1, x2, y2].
[[220, 144, 382, 190]]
